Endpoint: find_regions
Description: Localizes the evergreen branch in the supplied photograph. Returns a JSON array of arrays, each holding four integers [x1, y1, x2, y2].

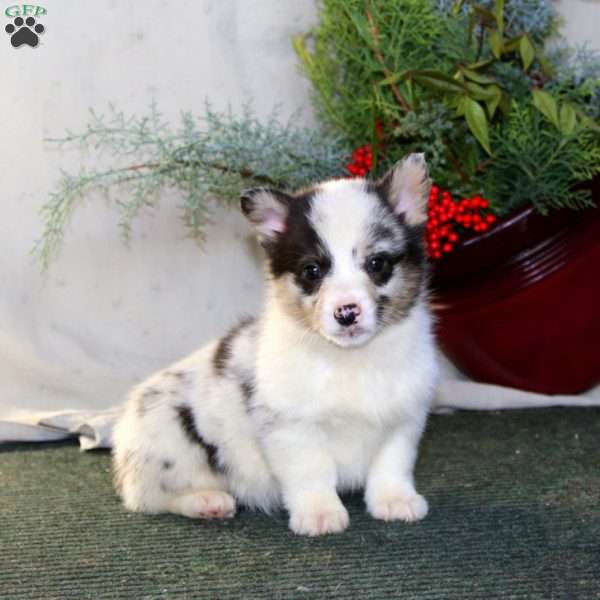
[[366, 8, 412, 113], [117, 158, 285, 187], [35, 104, 350, 270]]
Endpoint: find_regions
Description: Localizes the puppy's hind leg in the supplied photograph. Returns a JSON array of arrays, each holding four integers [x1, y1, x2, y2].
[[116, 448, 237, 520], [113, 395, 237, 520]]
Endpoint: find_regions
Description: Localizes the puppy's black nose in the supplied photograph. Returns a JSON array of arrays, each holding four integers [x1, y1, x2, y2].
[[334, 303, 361, 327]]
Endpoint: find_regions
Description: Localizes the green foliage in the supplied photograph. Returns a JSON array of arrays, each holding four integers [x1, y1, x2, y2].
[[296, 0, 600, 213], [482, 102, 600, 215], [435, 0, 558, 42], [295, 0, 555, 161], [293, 0, 469, 159], [382, 102, 477, 194], [36, 104, 349, 269], [546, 44, 600, 124]]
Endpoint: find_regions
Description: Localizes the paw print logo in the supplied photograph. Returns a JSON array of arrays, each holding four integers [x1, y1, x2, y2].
[[5, 16, 45, 48]]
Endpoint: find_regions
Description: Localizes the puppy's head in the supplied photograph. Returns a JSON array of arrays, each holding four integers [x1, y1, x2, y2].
[[241, 153, 430, 347]]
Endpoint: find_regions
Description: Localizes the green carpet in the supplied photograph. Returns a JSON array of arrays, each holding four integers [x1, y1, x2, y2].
[[1, 409, 599, 599]]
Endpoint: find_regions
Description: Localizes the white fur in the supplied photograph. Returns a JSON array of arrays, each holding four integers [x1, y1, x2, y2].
[[113, 157, 438, 535], [256, 296, 437, 533], [310, 179, 384, 346]]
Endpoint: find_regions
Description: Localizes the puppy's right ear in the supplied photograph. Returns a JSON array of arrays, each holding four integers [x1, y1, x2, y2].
[[240, 187, 290, 240]]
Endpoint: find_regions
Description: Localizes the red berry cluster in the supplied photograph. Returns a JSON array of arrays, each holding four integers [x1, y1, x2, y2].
[[346, 145, 373, 177], [426, 185, 497, 260]]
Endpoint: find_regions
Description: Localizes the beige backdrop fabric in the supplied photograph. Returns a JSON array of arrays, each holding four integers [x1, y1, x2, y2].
[[0, 0, 316, 424], [1, 0, 599, 445]]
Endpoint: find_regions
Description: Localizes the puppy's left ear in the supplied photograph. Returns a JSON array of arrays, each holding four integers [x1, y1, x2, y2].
[[240, 187, 290, 240], [377, 153, 431, 226]]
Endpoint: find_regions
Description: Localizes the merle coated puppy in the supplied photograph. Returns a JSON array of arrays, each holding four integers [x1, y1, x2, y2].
[[112, 154, 438, 536]]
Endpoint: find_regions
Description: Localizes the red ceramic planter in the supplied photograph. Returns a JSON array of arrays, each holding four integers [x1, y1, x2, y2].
[[431, 177, 600, 395]]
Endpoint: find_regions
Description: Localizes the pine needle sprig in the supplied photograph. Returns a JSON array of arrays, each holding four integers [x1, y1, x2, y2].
[[483, 102, 600, 215], [35, 103, 349, 269]]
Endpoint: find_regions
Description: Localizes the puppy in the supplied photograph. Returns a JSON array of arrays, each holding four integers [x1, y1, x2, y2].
[[112, 154, 438, 536]]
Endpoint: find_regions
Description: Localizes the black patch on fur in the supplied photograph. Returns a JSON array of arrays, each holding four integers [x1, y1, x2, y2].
[[213, 317, 254, 376], [239, 378, 254, 403], [240, 189, 260, 217], [371, 223, 395, 243], [167, 370, 187, 381], [175, 405, 222, 472], [162, 459, 174, 470], [263, 191, 332, 296], [402, 223, 426, 266]]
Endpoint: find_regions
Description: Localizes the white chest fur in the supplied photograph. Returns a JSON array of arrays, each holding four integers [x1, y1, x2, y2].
[[253, 297, 438, 491], [256, 297, 437, 420]]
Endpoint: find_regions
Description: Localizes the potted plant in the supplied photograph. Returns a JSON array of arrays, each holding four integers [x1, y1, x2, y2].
[[38, 1, 600, 394]]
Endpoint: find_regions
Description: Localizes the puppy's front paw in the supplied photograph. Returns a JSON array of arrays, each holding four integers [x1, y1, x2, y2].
[[368, 493, 428, 522], [169, 490, 236, 520], [289, 498, 349, 536]]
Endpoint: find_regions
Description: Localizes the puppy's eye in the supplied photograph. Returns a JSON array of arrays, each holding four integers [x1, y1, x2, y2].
[[302, 263, 322, 281], [366, 254, 391, 274]]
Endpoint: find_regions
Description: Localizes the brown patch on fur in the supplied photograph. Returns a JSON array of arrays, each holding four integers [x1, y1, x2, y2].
[[271, 275, 317, 329], [379, 262, 427, 325]]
